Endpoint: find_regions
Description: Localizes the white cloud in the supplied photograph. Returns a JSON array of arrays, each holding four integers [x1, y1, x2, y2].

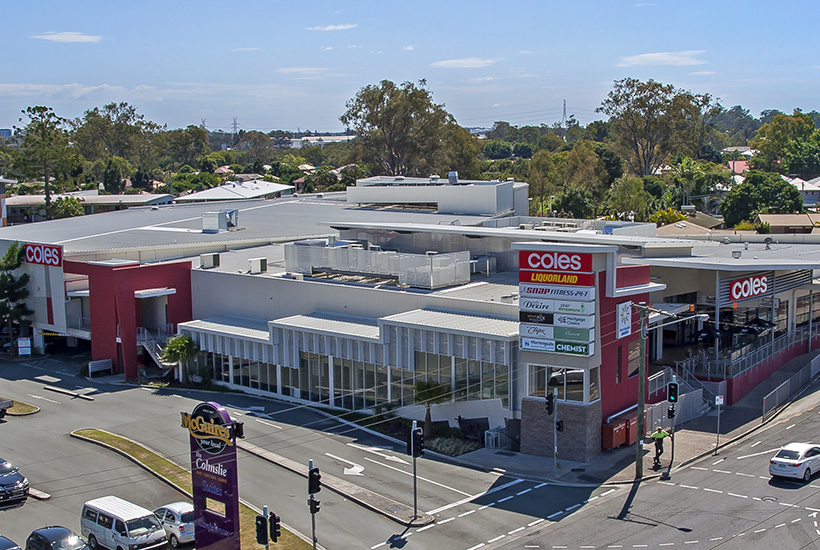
[[305, 23, 357, 31], [492, 103, 502, 108], [469, 76, 496, 83], [618, 50, 706, 66], [402, 45, 414, 51], [322, 46, 333, 51], [233, 47, 259, 52], [689, 70, 716, 75], [518, 50, 533, 55], [431, 57, 497, 69], [277, 67, 329, 76], [31, 31, 102, 43]]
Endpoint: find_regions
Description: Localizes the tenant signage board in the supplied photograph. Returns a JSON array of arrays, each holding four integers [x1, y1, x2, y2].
[[24, 242, 63, 267], [617, 301, 632, 338], [519, 324, 594, 342], [181, 402, 241, 550], [519, 250, 593, 273], [553, 313, 595, 329], [519, 311, 554, 324], [729, 274, 769, 301], [520, 337, 595, 356], [519, 297, 555, 312], [519, 284, 595, 301], [554, 300, 596, 315], [519, 270, 596, 286]]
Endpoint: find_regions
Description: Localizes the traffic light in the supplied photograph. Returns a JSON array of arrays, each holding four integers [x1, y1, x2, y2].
[[546, 393, 555, 416], [233, 421, 245, 439], [667, 406, 676, 419], [269, 513, 281, 543], [412, 428, 424, 458], [667, 382, 679, 403], [308, 467, 322, 494], [309, 499, 321, 514], [555, 420, 564, 432], [255, 514, 268, 545]]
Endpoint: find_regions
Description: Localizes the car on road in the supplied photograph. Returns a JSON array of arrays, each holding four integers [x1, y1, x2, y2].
[[769, 443, 820, 481], [153, 502, 194, 547], [0, 536, 21, 550], [0, 458, 29, 506], [25, 527, 88, 550]]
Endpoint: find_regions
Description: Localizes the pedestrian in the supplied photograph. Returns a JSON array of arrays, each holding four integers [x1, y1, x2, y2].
[[650, 427, 670, 465]]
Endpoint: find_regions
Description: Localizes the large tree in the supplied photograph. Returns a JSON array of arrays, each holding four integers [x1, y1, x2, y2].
[[720, 170, 803, 227], [0, 242, 32, 352], [750, 110, 816, 172], [71, 102, 161, 166], [15, 106, 71, 216], [340, 79, 471, 176]]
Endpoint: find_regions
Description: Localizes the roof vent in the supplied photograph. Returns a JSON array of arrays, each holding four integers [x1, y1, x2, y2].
[[731, 250, 742, 259], [430, 174, 439, 182], [506, 177, 515, 182], [448, 171, 458, 184]]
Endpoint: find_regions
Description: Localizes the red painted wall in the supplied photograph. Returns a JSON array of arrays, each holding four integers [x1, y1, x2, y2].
[[64, 260, 192, 379], [598, 267, 650, 422], [726, 340, 806, 404]]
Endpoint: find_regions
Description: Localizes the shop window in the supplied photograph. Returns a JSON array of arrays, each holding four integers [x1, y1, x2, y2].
[[495, 363, 509, 408], [454, 358, 468, 401], [468, 360, 481, 400], [616, 347, 622, 384], [481, 361, 494, 399], [627, 340, 641, 378], [376, 365, 388, 405], [528, 364, 547, 397], [588, 366, 600, 402]]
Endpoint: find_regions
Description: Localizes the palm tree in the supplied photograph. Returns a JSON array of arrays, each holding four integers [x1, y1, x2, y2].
[[161, 334, 199, 384], [413, 380, 451, 438], [671, 157, 704, 207]]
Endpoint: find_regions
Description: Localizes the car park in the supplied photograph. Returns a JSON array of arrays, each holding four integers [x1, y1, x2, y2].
[[152, 502, 194, 547], [769, 442, 820, 481], [0, 536, 21, 550], [25, 527, 87, 550], [0, 458, 29, 506]]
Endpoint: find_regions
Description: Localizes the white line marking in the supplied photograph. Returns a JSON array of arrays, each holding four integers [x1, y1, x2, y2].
[[712, 458, 725, 465], [438, 517, 455, 525], [458, 510, 476, 517], [680, 484, 699, 489], [601, 488, 616, 496], [517, 488, 532, 496], [370, 542, 386, 549], [737, 448, 780, 459], [534, 482, 548, 489], [751, 441, 762, 448], [754, 529, 766, 533], [425, 479, 523, 515], [780, 502, 797, 507], [547, 511, 564, 519], [478, 504, 491, 510], [508, 527, 525, 535], [728, 493, 748, 498], [684, 541, 699, 545], [28, 394, 60, 404], [416, 524, 435, 532], [786, 424, 796, 430], [254, 418, 282, 429], [736, 472, 755, 477], [607, 546, 624, 549], [488, 536, 505, 544], [660, 544, 675, 547], [466, 544, 485, 550], [325, 453, 365, 476], [565, 503, 581, 511], [713, 469, 731, 474], [704, 488, 722, 493], [347, 442, 408, 464], [658, 481, 676, 486], [710, 537, 723, 541], [528, 518, 545, 526], [807, 507, 820, 512], [632, 545, 648, 548], [588, 496, 599, 502], [691, 466, 708, 470], [364, 457, 469, 495], [498, 496, 514, 503], [775, 523, 786, 528], [792, 518, 802, 523]]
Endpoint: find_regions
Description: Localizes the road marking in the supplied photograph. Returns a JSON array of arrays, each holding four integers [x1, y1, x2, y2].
[[660, 544, 674, 547], [325, 453, 365, 476], [710, 537, 723, 541], [517, 488, 532, 496], [565, 503, 581, 511], [736, 472, 755, 477], [498, 496, 513, 503], [737, 448, 780, 459], [680, 484, 699, 489], [750, 441, 762, 448], [684, 541, 699, 545], [754, 529, 766, 533], [658, 481, 675, 486], [601, 489, 616, 497], [426, 479, 523, 515], [534, 482, 548, 489], [254, 418, 282, 429], [608, 546, 624, 548], [438, 517, 455, 525], [459, 510, 476, 517], [547, 511, 564, 519], [704, 488, 722, 493], [478, 504, 494, 510], [466, 544, 485, 550], [487, 535, 505, 544], [728, 493, 748, 498], [508, 527, 525, 535], [528, 518, 545, 526], [780, 502, 797, 507], [691, 466, 708, 470], [27, 394, 60, 404], [632, 545, 648, 548], [786, 424, 796, 430], [347, 443, 408, 464], [416, 524, 435, 532], [370, 542, 386, 549], [792, 518, 802, 523], [806, 507, 820, 512], [365, 457, 470, 495], [775, 523, 786, 528], [713, 469, 731, 474], [712, 458, 725, 465]]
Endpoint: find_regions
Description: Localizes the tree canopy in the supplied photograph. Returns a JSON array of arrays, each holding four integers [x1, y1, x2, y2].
[[720, 170, 803, 227]]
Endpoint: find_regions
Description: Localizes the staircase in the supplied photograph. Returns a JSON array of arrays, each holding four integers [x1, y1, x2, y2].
[[136, 327, 176, 377]]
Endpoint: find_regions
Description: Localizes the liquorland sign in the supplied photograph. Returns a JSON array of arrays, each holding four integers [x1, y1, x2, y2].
[[24, 243, 62, 267]]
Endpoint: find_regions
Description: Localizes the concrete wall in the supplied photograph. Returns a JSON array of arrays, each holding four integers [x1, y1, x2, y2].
[[347, 182, 515, 216]]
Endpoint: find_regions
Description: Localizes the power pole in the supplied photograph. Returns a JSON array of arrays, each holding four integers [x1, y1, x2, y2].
[[232, 117, 239, 146], [635, 306, 648, 480], [562, 99, 567, 129]]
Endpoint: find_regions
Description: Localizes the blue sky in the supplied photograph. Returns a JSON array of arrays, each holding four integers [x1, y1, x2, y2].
[[3, 1, 818, 133]]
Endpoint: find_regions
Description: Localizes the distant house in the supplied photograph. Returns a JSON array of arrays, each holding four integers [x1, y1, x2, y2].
[[728, 160, 749, 175], [754, 213, 818, 234], [174, 179, 295, 203], [5, 191, 173, 224], [783, 175, 820, 208], [722, 146, 756, 158]]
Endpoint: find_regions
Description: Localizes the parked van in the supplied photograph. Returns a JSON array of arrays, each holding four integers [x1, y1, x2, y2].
[[81, 496, 167, 550]]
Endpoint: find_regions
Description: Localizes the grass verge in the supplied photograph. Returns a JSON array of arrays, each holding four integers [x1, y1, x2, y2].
[[9, 400, 39, 415], [72, 429, 309, 550]]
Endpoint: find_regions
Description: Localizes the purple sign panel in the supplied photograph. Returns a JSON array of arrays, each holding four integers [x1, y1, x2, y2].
[[181, 402, 240, 550]]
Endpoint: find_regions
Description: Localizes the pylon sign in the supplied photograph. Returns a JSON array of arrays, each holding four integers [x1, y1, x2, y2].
[[181, 402, 241, 550]]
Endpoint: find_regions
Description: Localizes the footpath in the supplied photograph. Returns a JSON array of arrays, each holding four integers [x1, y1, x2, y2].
[[456, 349, 820, 485]]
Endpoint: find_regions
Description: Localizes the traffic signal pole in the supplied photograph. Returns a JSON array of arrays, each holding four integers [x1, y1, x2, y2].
[[263, 506, 270, 550], [412, 420, 419, 520], [308, 459, 319, 550]]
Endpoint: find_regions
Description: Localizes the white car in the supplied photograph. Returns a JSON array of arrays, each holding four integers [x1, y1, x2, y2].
[[153, 502, 194, 547], [769, 443, 820, 481]]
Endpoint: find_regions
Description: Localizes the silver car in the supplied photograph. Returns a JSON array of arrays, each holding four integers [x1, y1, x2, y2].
[[153, 503, 194, 547], [769, 443, 820, 481]]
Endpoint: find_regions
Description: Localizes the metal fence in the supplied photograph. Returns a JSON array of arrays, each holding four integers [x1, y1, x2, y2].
[[645, 388, 703, 435], [762, 354, 820, 422]]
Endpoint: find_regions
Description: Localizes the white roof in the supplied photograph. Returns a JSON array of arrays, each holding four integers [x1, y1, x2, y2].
[[179, 315, 271, 342], [270, 312, 380, 340], [175, 180, 294, 202], [382, 309, 519, 339], [83, 495, 155, 519]]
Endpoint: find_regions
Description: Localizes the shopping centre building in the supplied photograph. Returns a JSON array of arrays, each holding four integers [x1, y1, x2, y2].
[[4, 177, 820, 462]]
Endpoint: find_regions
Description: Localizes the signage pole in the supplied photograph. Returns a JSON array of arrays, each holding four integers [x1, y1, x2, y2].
[[263, 505, 269, 550], [412, 420, 419, 520], [553, 410, 558, 477], [309, 459, 317, 550], [715, 401, 721, 455]]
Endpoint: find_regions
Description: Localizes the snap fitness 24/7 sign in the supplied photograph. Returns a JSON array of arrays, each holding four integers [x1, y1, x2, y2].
[[25, 243, 63, 267], [729, 274, 768, 301]]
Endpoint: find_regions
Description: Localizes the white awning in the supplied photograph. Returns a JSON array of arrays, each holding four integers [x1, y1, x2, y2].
[[134, 287, 176, 299]]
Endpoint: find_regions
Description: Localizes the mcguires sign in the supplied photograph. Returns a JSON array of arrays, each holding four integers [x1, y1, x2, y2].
[[181, 403, 233, 454]]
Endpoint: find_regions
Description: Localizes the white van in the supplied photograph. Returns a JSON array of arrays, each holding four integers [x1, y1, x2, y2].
[[81, 496, 168, 550]]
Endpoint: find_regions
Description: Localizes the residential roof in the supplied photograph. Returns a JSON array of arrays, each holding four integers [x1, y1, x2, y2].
[[5, 193, 172, 207], [727, 160, 749, 174], [175, 180, 294, 202], [756, 213, 813, 227], [381, 309, 519, 339]]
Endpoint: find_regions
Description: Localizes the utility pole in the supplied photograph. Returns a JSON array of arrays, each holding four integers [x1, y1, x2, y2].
[[636, 306, 648, 479]]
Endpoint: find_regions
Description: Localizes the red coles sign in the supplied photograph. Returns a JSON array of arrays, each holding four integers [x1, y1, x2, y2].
[[729, 274, 768, 301], [519, 251, 592, 273], [25, 243, 63, 267]]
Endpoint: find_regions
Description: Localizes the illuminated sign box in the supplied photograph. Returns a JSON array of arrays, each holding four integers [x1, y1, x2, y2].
[[519, 270, 596, 286], [520, 337, 595, 356], [519, 284, 595, 301], [519, 324, 594, 342]]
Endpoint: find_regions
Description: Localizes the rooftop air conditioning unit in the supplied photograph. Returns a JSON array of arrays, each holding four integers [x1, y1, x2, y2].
[[448, 171, 458, 184], [519, 224, 534, 230], [249, 258, 267, 274], [200, 253, 220, 269]]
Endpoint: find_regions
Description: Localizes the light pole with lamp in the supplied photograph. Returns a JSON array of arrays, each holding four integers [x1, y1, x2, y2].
[[632, 302, 709, 479]]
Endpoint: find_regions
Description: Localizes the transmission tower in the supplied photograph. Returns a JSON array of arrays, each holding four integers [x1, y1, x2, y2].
[[200, 118, 207, 130], [561, 99, 567, 129], [232, 117, 239, 145]]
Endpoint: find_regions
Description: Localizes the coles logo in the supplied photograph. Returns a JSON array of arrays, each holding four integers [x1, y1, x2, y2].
[[730, 274, 768, 301], [520, 251, 592, 273], [25, 243, 62, 267]]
